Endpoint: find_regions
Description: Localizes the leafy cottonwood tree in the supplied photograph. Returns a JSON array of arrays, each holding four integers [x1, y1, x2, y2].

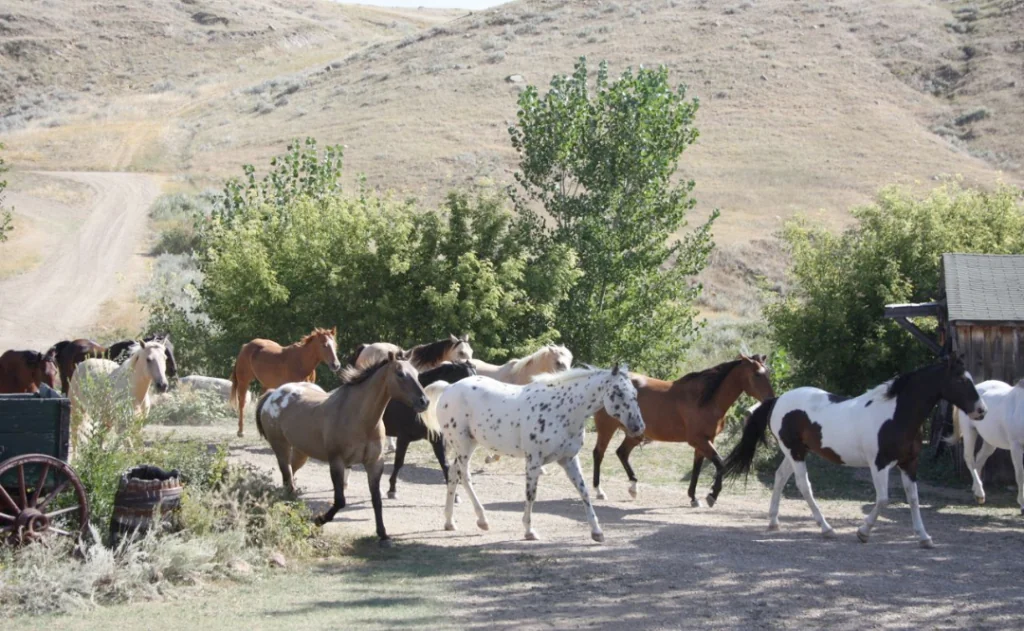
[[768, 183, 1024, 394], [510, 58, 717, 376]]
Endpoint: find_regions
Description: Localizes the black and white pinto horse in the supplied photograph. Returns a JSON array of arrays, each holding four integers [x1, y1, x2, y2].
[[724, 355, 986, 548]]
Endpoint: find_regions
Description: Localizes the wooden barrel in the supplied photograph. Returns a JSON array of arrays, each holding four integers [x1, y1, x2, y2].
[[109, 465, 182, 547]]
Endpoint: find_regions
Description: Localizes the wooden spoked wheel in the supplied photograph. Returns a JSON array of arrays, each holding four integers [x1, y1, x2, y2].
[[0, 454, 90, 545]]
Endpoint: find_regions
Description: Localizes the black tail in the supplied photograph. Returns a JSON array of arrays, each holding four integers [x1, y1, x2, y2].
[[346, 343, 367, 367], [254, 392, 272, 440], [723, 398, 778, 479]]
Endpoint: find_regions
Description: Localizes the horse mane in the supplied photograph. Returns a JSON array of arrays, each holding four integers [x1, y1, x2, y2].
[[410, 337, 458, 367], [301, 328, 335, 345], [337, 358, 389, 386], [48, 340, 70, 357], [531, 366, 603, 386], [884, 361, 950, 399], [346, 343, 367, 367], [678, 360, 742, 406], [508, 346, 553, 379]]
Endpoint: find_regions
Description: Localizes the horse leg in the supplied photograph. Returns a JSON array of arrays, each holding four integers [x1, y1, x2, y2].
[[523, 453, 544, 540], [1011, 441, 1024, 515], [768, 458, 794, 531], [687, 453, 705, 508], [233, 365, 251, 438], [457, 448, 488, 531], [592, 421, 615, 501], [792, 460, 834, 537], [430, 434, 460, 504], [444, 454, 464, 531], [387, 436, 410, 499], [615, 435, 642, 499], [558, 454, 603, 542], [315, 459, 348, 525], [702, 441, 727, 508], [273, 445, 296, 495], [290, 450, 309, 475], [962, 424, 987, 504], [898, 464, 933, 548], [366, 459, 391, 547], [856, 465, 891, 543]]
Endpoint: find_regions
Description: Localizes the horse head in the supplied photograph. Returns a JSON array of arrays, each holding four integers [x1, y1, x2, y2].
[[738, 353, 775, 402], [137, 341, 170, 393], [942, 354, 986, 420], [448, 333, 474, 362], [312, 327, 342, 373], [386, 352, 429, 412], [604, 363, 645, 438], [545, 344, 573, 373], [40, 350, 60, 389]]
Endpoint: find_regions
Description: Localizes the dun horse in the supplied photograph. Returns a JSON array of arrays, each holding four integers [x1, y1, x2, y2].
[[593, 355, 774, 506], [229, 328, 342, 437], [423, 365, 645, 542], [724, 355, 986, 548], [0, 349, 59, 393], [255, 354, 429, 546], [48, 339, 107, 394]]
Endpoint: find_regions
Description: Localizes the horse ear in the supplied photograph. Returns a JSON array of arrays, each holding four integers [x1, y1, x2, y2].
[[331, 326, 337, 337], [461, 333, 470, 342], [387, 351, 396, 362]]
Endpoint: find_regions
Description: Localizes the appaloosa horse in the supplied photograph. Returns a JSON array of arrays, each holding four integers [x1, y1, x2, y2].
[[48, 339, 107, 394], [724, 355, 986, 548], [255, 354, 429, 546], [0, 349, 59, 393], [593, 354, 774, 506], [229, 328, 342, 438]]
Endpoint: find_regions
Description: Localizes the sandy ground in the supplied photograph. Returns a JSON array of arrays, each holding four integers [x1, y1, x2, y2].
[[42, 420, 1023, 630], [0, 171, 162, 351]]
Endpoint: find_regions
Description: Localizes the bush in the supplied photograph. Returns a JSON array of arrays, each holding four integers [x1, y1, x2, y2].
[[0, 143, 12, 243], [147, 387, 237, 426], [768, 183, 1024, 393], [149, 193, 213, 255]]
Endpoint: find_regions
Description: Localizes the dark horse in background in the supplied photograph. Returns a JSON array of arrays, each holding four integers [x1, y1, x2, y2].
[[48, 339, 107, 394], [384, 360, 477, 500], [107, 334, 178, 381], [0, 349, 60, 393]]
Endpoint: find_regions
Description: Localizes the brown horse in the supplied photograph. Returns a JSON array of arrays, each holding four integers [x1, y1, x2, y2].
[[229, 328, 342, 438], [0, 349, 59, 393], [593, 354, 774, 507], [48, 339, 107, 394], [254, 354, 429, 546]]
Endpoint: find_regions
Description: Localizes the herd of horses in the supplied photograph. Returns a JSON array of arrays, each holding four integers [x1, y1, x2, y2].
[[3, 327, 1023, 551]]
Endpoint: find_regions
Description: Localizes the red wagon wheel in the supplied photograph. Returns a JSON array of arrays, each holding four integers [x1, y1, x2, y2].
[[0, 454, 90, 545]]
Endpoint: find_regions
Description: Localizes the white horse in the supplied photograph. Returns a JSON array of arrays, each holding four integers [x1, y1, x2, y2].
[[951, 379, 1024, 513], [178, 374, 252, 408], [422, 364, 645, 542]]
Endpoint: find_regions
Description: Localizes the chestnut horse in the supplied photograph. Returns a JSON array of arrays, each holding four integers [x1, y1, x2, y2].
[[229, 328, 342, 438], [0, 349, 59, 393], [593, 354, 774, 507], [48, 339, 107, 394]]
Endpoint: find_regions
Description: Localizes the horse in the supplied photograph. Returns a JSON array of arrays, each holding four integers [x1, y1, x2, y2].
[[593, 354, 774, 506], [178, 374, 252, 408], [949, 379, 1024, 514], [0, 349, 59, 393], [723, 355, 986, 548], [476, 344, 574, 466], [48, 339, 107, 394], [254, 354, 429, 547], [229, 327, 342, 438], [384, 361, 477, 501], [107, 334, 178, 380], [422, 364, 645, 542]]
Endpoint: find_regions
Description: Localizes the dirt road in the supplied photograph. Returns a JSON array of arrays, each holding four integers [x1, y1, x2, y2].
[[0, 172, 161, 351]]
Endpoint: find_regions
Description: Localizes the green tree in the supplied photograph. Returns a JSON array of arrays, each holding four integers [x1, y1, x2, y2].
[[0, 144, 12, 243], [510, 57, 716, 376], [768, 183, 1024, 394]]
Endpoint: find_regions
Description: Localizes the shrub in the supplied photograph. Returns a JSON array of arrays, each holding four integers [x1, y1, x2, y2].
[[147, 387, 237, 426], [0, 143, 11, 243], [768, 183, 1024, 394]]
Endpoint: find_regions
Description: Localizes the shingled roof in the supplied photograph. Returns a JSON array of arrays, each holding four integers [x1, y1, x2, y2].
[[943, 253, 1024, 323]]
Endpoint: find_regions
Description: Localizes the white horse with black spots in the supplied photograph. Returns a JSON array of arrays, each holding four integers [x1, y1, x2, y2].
[[949, 378, 1024, 513], [421, 364, 644, 542], [724, 355, 986, 548]]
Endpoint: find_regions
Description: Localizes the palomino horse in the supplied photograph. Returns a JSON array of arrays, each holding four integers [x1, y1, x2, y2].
[[0, 349, 59, 393], [593, 354, 774, 506], [255, 354, 429, 546], [724, 355, 986, 548], [423, 365, 645, 542], [229, 327, 342, 438], [476, 344, 574, 466], [384, 361, 477, 501], [48, 339, 107, 394], [107, 334, 178, 380], [950, 378, 1024, 513], [349, 334, 473, 369]]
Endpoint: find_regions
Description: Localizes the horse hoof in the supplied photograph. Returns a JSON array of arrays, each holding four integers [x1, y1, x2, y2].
[[525, 530, 539, 541], [444, 522, 456, 531], [477, 519, 490, 531], [856, 529, 869, 543], [919, 537, 935, 549], [592, 531, 605, 543], [484, 455, 498, 464], [379, 538, 393, 549], [690, 498, 701, 508], [387, 491, 397, 500], [822, 528, 836, 540], [455, 494, 462, 505], [595, 488, 607, 501], [628, 483, 638, 499], [766, 522, 780, 532], [975, 496, 986, 505], [237, 431, 244, 438], [705, 494, 717, 508]]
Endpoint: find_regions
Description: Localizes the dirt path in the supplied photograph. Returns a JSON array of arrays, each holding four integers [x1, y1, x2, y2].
[[0, 171, 162, 351], [47, 422, 1023, 630]]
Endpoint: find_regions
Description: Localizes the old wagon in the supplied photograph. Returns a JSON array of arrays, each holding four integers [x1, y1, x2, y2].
[[0, 389, 90, 544]]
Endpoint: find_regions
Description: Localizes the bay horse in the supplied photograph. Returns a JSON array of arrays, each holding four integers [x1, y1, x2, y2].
[[0, 349, 59, 393], [229, 327, 342, 438], [423, 365, 645, 542], [385, 360, 477, 500], [107, 334, 178, 380], [48, 339, 107, 394], [724, 354, 986, 548], [592, 354, 774, 506], [949, 378, 1024, 513], [255, 354, 429, 547]]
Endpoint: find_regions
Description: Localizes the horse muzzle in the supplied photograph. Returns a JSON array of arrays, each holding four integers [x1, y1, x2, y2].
[[412, 396, 429, 413], [156, 381, 170, 394], [969, 404, 987, 421]]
